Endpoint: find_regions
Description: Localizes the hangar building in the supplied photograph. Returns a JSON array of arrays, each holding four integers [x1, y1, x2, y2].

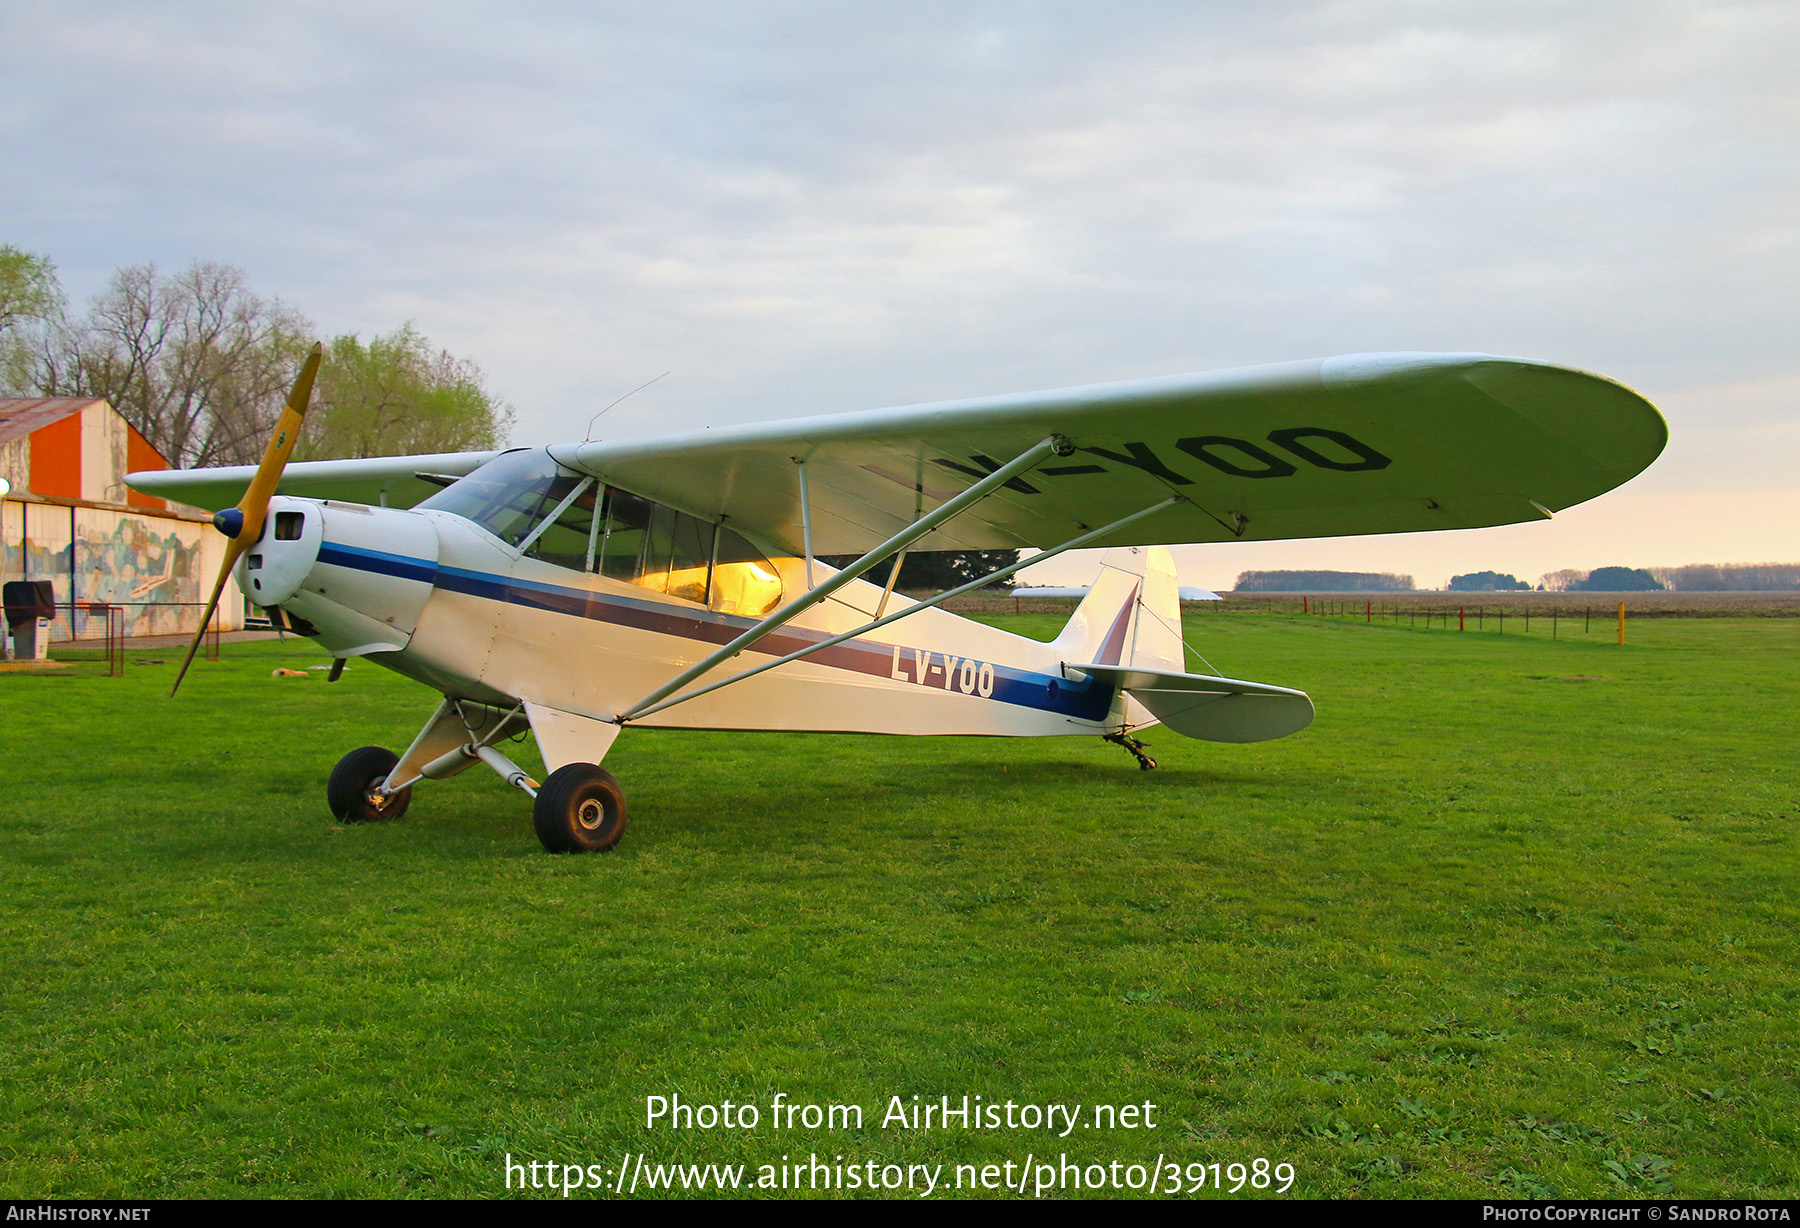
[[0, 398, 243, 639]]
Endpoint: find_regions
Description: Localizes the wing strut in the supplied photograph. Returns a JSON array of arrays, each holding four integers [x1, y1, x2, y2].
[[620, 494, 1183, 722], [617, 435, 1069, 721], [796, 458, 816, 587]]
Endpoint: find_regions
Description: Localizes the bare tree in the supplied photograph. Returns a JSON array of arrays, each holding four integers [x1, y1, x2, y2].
[[33, 261, 313, 467], [22, 257, 511, 467]]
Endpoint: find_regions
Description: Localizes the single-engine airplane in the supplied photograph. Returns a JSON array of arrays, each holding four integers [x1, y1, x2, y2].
[[129, 350, 1665, 852]]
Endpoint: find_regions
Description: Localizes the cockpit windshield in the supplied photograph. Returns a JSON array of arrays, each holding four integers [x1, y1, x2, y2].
[[416, 449, 583, 547], [418, 449, 784, 616]]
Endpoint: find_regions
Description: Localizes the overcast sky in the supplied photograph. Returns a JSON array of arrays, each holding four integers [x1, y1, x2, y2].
[[4, 1, 1795, 587]]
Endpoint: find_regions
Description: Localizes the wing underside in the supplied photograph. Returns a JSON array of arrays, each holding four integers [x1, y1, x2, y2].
[[126, 450, 502, 513]]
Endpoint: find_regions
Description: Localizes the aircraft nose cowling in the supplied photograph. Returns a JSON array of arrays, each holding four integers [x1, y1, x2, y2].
[[275, 500, 441, 656], [233, 495, 324, 607]]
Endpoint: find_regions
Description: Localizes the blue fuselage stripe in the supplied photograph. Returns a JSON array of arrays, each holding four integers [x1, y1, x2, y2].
[[312, 542, 1113, 720]]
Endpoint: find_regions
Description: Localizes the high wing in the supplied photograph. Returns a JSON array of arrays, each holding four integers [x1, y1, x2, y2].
[[126, 450, 502, 512], [551, 351, 1666, 554], [126, 352, 1664, 555]]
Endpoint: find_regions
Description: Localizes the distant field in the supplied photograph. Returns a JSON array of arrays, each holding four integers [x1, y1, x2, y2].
[[2, 612, 1795, 1198], [944, 591, 1800, 618], [1210, 591, 1800, 618]]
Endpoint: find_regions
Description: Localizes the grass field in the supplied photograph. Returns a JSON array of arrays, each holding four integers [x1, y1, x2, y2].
[[1, 610, 1796, 1199]]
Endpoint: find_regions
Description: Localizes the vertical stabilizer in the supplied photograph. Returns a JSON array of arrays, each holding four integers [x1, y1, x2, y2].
[[1054, 546, 1188, 734], [1052, 545, 1184, 670]]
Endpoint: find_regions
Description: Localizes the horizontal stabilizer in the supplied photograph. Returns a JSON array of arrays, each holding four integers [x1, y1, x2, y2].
[[1068, 664, 1314, 744]]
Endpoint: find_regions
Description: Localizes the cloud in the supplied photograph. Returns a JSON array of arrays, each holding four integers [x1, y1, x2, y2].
[[3, 1, 1796, 581]]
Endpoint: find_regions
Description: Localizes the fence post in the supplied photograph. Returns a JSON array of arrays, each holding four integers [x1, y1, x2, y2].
[[108, 606, 124, 677], [1459, 606, 1465, 632], [1303, 596, 1309, 614], [1366, 600, 1371, 623], [1618, 601, 1626, 646]]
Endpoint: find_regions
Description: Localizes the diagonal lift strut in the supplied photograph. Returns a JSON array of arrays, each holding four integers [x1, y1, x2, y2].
[[621, 493, 1184, 723], [617, 436, 1069, 721]]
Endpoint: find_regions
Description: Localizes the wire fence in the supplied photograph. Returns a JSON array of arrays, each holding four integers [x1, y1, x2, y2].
[[1230, 591, 1800, 619], [18, 588, 1794, 679], [54, 599, 225, 645], [1294, 596, 1616, 640], [1284, 593, 1800, 634], [939, 591, 1800, 621], [25, 600, 223, 675]]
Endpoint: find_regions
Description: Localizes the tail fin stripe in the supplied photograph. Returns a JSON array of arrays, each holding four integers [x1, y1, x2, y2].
[[1095, 582, 1140, 665]]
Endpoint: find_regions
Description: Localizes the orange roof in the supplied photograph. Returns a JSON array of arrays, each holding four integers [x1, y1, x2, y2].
[[0, 398, 107, 448]]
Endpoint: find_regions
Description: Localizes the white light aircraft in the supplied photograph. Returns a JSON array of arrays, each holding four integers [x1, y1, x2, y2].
[[130, 350, 1665, 852]]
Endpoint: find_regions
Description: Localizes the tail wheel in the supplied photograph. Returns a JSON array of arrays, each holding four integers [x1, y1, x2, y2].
[[328, 745, 412, 822], [534, 763, 628, 853]]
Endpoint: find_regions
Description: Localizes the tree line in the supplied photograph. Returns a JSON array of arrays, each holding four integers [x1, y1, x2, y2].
[[1239, 564, 1799, 594], [817, 550, 1023, 592], [0, 245, 511, 468], [1544, 564, 1800, 592], [1234, 570, 1415, 592]]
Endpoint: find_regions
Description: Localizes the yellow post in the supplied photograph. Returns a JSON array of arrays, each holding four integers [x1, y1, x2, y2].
[[1617, 601, 1626, 646]]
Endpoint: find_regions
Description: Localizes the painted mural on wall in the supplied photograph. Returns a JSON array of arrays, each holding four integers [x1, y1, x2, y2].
[[75, 509, 206, 637], [3, 501, 216, 639]]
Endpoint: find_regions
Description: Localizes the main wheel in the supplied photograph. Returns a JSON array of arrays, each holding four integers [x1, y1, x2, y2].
[[533, 763, 628, 853], [327, 745, 412, 822]]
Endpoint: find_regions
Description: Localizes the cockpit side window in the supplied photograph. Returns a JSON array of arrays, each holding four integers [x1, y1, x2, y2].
[[637, 504, 713, 604], [420, 452, 783, 616], [518, 480, 600, 569], [597, 489, 654, 582], [708, 526, 784, 617], [594, 487, 782, 615]]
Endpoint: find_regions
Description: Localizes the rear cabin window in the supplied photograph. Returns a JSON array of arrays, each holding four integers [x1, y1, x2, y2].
[[420, 450, 783, 616]]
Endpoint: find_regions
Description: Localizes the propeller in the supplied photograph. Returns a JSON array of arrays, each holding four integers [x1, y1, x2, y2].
[[170, 343, 323, 696]]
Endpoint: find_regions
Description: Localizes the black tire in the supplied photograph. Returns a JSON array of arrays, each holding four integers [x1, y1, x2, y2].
[[533, 763, 627, 853], [327, 745, 412, 822]]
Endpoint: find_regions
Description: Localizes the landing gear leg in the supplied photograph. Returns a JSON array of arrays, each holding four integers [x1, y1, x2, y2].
[[1104, 731, 1157, 771]]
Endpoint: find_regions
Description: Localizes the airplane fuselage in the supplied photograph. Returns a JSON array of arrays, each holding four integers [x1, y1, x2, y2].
[[252, 495, 1147, 739]]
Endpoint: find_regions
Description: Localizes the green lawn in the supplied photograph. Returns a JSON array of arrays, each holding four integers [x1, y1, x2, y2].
[[1, 613, 1795, 1198]]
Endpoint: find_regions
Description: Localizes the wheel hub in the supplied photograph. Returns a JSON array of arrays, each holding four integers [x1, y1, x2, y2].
[[576, 798, 606, 830]]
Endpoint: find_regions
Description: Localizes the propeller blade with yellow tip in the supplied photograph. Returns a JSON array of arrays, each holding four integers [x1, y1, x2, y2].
[[170, 343, 323, 696]]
